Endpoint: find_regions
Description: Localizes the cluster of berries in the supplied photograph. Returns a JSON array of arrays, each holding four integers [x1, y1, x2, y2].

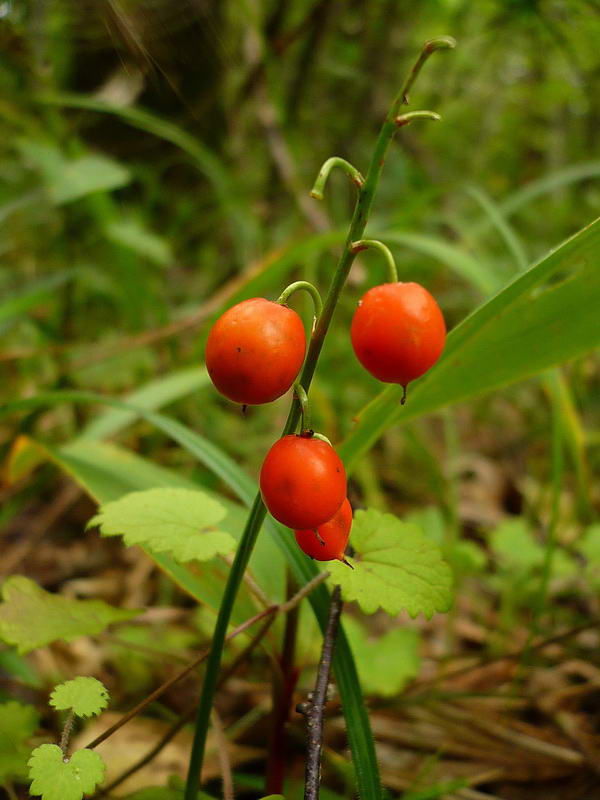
[[205, 281, 446, 564]]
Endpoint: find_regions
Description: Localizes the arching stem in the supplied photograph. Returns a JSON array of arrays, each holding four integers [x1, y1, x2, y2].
[[277, 280, 323, 323], [351, 239, 399, 283], [294, 383, 311, 433], [310, 157, 364, 200], [395, 109, 441, 127], [400, 36, 456, 105]]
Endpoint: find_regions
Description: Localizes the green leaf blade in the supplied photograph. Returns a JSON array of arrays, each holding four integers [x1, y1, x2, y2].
[[328, 510, 452, 619], [0, 576, 137, 654], [88, 487, 235, 563], [50, 678, 109, 719], [28, 745, 105, 800]]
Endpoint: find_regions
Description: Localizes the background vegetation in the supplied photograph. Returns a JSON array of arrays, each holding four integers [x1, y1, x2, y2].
[[1, 1, 600, 799]]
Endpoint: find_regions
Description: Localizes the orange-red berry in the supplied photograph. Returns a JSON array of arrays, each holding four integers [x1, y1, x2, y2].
[[260, 434, 346, 530], [351, 282, 446, 388], [295, 498, 353, 562], [206, 298, 306, 405]]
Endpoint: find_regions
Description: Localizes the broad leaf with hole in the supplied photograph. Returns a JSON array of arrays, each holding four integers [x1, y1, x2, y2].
[[28, 745, 105, 800], [88, 487, 235, 562], [328, 509, 452, 619], [0, 576, 137, 654]]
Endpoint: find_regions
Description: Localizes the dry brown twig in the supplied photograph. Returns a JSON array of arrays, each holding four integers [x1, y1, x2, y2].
[[85, 571, 328, 752], [300, 584, 343, 800]]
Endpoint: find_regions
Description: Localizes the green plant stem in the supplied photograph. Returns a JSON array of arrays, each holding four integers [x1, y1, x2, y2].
[[294, 383, 311, 432], [351, 239, 399, 282], [184, 494, 267, 798], [183, 38, 454, 800], [277, 280, 323, 321], [310, 157, 365, 199], [395, 109, 441, 127]]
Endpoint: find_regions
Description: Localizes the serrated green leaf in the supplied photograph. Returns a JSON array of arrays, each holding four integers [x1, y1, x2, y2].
[[0, 701, 40, 782], [328, 510, 452, 619], [50, 678, 108, 718], [0, 576, 137, 654], [88, 488, 235, 563], [28, 744, 105, 800], [343, 618, 420, 697]]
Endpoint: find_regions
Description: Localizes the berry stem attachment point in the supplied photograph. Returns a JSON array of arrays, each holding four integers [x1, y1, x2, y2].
[[351, 239, 399, 283], [277, 280, 323, 325], [310, 157, 365, 201], [294, 383, 311, 433], [395, 110, 441, 127]]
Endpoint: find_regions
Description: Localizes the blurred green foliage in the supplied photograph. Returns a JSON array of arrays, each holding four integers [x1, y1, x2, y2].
[[2, 0, 599, 630], [1, 10, 600, 787]]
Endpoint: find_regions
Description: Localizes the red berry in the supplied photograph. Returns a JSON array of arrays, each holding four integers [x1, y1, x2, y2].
[[350, 282, 446, 387], [260, 434, 346, 530], [295, 498, 353, 562], [206, 298, 306, 405]]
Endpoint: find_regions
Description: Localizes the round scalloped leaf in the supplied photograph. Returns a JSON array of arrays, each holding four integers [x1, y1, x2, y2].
[[50, 677, 109, 718], [87, 487, 235, 563], [327, 509, 453, 619], [28, 744, 105, 800]]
